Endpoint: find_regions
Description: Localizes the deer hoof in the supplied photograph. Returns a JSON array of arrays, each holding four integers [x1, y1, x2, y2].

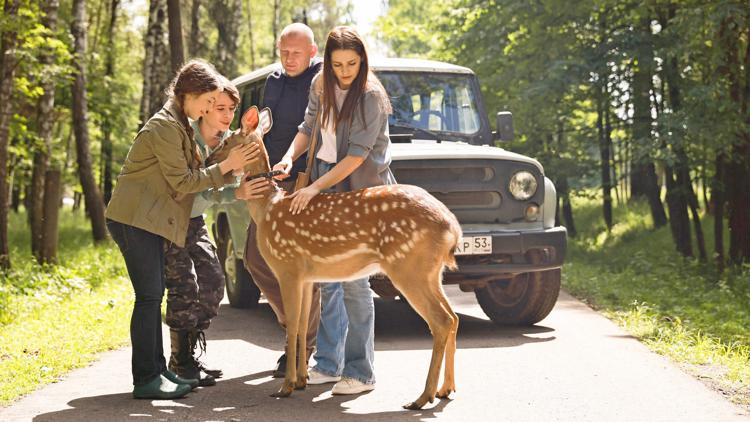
[[294, 378, 307, 390], [436, 386, 455, 399], [402, 400, 424, 410], [271, 384, 294, 398]]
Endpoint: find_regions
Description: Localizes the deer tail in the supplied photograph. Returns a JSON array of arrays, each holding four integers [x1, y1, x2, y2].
[[443, 219, 462, 271]]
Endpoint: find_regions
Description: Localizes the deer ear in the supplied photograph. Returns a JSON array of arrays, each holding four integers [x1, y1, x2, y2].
[[259, 107, 273, 135], [241, 106, 259, 134]]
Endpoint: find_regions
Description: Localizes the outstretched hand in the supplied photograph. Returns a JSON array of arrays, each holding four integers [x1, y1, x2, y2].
[[287, 185, 321, 215], [235, 177, 272, 200]]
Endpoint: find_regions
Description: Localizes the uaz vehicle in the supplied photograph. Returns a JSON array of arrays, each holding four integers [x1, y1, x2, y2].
[[212, 58, 567, 325]]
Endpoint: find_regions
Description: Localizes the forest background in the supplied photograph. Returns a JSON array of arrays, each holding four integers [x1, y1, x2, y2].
[[0, 0, 748, 409]]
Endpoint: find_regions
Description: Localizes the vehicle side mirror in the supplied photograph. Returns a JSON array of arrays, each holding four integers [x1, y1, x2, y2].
[[494, 111, 514, 141]]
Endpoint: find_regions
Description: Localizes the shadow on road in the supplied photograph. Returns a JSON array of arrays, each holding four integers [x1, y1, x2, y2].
[[209, 297, 556, 353], [32, 371, 452, 422]]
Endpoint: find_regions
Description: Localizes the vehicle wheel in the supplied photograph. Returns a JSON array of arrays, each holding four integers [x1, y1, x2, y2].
[[474, 269, 561, 326], [221, 236, 261, 308]]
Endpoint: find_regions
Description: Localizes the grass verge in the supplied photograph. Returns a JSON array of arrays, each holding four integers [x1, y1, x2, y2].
[[0, 209, 132, 406], [564, 194, 750, 407]]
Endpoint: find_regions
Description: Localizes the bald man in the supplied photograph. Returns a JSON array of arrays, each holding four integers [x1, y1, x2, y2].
[[243, 22, 323, 378]]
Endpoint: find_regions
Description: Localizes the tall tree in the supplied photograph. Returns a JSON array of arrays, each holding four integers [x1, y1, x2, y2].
[[189, 0, 207, 58], [30, 0, 61, 261], [630, 14, 667, 228], [100, 0, 119, 206], [0, 0, 21, 269], [210, 0, 242, 78], [139, 0, 170, 128], [71, 0, 107, 242], [166, 0, 184, 73]]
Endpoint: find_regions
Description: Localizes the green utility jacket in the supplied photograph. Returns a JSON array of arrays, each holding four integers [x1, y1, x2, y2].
[[105, 101, 233, 247]]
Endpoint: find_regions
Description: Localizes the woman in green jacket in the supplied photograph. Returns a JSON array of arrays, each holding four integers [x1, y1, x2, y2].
[[105, 60, 257, 400]]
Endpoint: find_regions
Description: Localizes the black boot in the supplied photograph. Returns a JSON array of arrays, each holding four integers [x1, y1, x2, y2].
[[188, 329, 223, 381], [169, 329, 215, 387]]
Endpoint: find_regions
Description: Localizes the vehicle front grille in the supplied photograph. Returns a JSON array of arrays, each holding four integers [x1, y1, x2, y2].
[[390, 158, 543, 224]]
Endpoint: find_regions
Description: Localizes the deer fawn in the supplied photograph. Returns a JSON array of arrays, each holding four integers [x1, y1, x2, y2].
[[208, 106, 461, 410]]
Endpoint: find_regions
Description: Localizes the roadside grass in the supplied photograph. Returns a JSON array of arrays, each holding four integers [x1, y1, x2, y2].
[[564, 194, 750, 407], [0, 209, 132, 406]]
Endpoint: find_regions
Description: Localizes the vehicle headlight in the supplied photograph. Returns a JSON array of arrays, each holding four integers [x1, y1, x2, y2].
[[509, 171, 538, 200]]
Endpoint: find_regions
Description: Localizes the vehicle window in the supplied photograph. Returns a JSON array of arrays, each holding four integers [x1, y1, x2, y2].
[[379, 72, 481, 135]]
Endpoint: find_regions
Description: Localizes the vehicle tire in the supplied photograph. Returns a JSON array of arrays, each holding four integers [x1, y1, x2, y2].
[[220, 235, 261, 309], [474, 269, 561, 326]]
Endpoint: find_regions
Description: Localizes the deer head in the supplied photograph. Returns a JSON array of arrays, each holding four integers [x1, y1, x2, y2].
[[206, 105, 274, 179]]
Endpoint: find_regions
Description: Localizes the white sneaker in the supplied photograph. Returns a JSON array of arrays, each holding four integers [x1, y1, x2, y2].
[[307, 368, 341, 385], [331, 377, 375, 395]]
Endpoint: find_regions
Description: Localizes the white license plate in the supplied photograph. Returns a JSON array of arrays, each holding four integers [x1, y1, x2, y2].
[[455, 236, 492, 255]]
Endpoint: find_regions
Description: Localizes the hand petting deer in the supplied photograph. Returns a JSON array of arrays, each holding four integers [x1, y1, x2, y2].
[[208, 103, 461, 409]]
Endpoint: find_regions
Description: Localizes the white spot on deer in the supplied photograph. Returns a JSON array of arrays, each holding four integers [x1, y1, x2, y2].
[[334, 217, 340, 223], [284, 221, 296, 228], [400, 243, 411, 252], [344, 207, 350, 213], [337, 199, 343, 204], [337, 234, 347, 241], [278, 212, 283, 218], [371, 227, 377, 235], [265, 214, 271, 222], [382, 203, 389, 212], [409, 219, 417, 229], [355, 212, 360, 219], [393, 202, 400, 209], [354, 200, 359, 206], [358, 230, 367, 236], [274, 232, 281, 243], [271, 221, 277, 231]]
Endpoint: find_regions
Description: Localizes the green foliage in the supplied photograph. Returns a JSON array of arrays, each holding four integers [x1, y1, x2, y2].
[[565, 193, 750, 403], [0, 208, 132, 405]]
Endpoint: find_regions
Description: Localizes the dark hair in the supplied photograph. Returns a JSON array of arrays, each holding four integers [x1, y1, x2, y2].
[[217, 74, 240, 106], [321, 26, 391, 131], [167, 59, 221, 108]]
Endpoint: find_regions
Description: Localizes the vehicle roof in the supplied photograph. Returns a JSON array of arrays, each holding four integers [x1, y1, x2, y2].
[[231, 57, 474, 87]]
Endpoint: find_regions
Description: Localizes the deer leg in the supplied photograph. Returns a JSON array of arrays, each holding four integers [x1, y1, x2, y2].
[[295, 282, 314, 390], [272, 280, 303, 398], [435, 287, 458, 399], [390, 271, 454, 410]]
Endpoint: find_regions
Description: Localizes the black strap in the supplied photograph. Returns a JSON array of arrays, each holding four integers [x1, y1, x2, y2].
[[245, 169, 285, 181]]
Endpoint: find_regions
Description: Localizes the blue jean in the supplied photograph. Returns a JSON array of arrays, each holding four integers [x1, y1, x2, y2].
[[313, 279, 375, 384], [311, 159, 376, 384], [106, 219, 167, 386]]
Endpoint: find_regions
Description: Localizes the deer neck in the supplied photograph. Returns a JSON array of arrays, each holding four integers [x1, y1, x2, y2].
[[244, 183, 285, 226]]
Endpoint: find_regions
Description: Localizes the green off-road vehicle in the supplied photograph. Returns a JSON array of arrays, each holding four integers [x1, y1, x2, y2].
[[213, 58, 567, 325]]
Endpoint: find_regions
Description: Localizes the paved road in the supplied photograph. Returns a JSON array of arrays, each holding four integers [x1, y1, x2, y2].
[[1, 287, 747, 422]]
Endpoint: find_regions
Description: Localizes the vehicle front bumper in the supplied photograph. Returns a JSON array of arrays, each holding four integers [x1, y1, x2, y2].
[[449, 226, 567, 278]]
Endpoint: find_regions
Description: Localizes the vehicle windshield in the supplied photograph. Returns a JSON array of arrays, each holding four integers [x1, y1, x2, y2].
[[378, 72, 482, 137]]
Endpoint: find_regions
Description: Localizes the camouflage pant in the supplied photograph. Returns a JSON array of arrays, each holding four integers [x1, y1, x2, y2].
[[164, 216, 225, 331]]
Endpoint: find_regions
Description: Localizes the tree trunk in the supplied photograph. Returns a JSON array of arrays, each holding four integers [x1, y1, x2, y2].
[[189, 0, 207, 58], [166, 0, 184, 74], [0, 0, 21, 269], [630, 16, 666, 227], [597, 89, 612, 230], [210, 0, 242, 78], [30, 0, 60, 260], [101, 0, 118, 205], [557, 177, 576, 238], [687, 181, 707, 262], [726, 27, 750, 263], [72, 0, 108, 243], [272, 0, 281, 61], [246, 0, 256, 69], [40, 168, 62, 264], [713, 153, 726, 272], [139, 0, 170, 128]]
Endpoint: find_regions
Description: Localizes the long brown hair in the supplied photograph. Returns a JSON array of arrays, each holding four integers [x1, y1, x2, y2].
[[166, 59, 221, 135], [167, 59, 221, 107], [320, 26, 391, 131]]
